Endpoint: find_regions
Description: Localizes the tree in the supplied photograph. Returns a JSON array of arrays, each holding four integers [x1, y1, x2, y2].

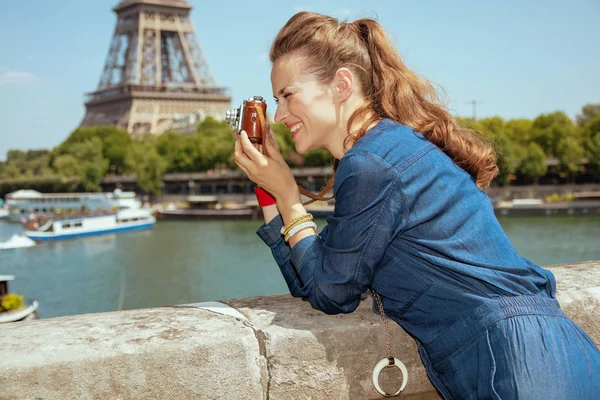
[[518, 143, 547, 184], [557, 136, 585, 179], [196, 117, 236, 169], [582, 113, 600, 178], [531, 111, 584, 177], [97, 126, 132, 174], [126, 136, 167, 196], [51, 137, 108, 191], [576, 104, 600, 127], [3, 149, 52, 178], [53, 154, 82, 177], [531, 111, 577, 157], [478, 117, 519, 185], [55, 126, 132, 175], [156, 131, 187, 172]]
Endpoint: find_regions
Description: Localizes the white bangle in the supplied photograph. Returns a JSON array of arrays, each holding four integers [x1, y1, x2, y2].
[[284, 221, 317, 241]]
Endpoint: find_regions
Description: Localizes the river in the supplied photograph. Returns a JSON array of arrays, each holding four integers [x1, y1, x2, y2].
[[0, 216, 598, 319]]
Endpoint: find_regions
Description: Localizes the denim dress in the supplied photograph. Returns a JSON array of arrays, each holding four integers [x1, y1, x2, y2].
[[256, 119, 600, 399]]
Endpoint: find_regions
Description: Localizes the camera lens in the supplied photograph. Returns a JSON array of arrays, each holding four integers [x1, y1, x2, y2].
[[225, 109, 234, 123]]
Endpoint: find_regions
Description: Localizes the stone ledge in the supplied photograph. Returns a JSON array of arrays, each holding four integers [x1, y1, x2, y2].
[[0, 261, 598, 399]]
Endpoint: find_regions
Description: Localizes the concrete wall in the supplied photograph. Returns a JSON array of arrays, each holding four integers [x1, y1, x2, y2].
[[1, 261, 598, 399]]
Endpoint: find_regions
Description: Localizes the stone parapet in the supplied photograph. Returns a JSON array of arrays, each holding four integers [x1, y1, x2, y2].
[[1, 261, 598, 399]]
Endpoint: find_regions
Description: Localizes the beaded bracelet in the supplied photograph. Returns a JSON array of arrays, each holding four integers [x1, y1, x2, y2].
[[280, 213, 313, 236], [284, 221, 317, 242]]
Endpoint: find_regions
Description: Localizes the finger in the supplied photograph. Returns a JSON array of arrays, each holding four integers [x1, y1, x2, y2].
[[234, 158, 251, 176], [234, 140, 253, 170], [240, 131, 267, 164], [264, 132, 282, 158]]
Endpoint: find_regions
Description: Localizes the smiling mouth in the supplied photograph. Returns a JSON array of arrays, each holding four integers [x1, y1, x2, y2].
[[290, 122, 303, 139]]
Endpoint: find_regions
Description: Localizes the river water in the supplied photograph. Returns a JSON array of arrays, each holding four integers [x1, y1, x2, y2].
[[0, 216, 598, 319]]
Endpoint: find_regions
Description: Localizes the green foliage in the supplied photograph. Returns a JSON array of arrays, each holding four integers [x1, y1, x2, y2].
[[545, 193, 574, 203], [0, 293, 24, 312], [576, 104, 600, 127], [270, 122, 331, 167], [518, 143, 548, 183], [196, 117, 237, 170], [0, 149, 52, 178], [581, 114, 600, 178], [53, 137, 109, 191], [0, 176, 85, 199], [126, 136, 167, 196], [304, 148, 332, 167], [2, 105, 599, 194], [531, 111, 578, 158]]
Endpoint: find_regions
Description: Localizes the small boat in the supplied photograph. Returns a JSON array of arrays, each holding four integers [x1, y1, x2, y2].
[[157, 196, 260, 220], [0, 275, 39, 323], [24, 208, 156, 242]]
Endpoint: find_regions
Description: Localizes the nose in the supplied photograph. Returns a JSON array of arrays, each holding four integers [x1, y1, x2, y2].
[[273, 103, 287, 124]]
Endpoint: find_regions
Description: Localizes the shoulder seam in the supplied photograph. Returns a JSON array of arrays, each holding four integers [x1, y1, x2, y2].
[[395, 144, 438, 174]]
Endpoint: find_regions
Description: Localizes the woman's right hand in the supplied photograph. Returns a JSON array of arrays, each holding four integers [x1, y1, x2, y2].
[[233, 126, 300, 203]]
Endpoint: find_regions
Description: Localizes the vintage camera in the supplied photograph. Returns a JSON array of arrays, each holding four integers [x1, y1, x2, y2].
[[225, 96, 268, 144]]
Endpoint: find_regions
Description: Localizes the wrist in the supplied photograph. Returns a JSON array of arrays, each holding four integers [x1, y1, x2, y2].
[[274, 187, 301, 210]]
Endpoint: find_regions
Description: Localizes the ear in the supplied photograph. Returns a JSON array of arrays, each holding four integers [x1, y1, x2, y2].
[[331, 67, 353, 102]]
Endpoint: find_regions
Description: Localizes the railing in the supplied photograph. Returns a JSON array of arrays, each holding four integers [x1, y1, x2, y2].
[[0, 261, 598, 399]]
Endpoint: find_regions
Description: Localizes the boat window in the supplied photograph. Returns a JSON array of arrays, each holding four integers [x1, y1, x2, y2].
[[62, 223, 71, 229], [74, 222, 83, 228]]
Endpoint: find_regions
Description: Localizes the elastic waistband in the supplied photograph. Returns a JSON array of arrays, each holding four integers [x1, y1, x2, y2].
[[424, 294, 566, 364]]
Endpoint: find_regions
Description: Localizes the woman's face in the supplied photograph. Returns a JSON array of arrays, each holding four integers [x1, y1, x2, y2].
[[271, 54, 337, 154]]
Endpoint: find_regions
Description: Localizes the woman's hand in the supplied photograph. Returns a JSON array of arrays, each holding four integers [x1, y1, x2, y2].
[[234, 127, 299, 203]]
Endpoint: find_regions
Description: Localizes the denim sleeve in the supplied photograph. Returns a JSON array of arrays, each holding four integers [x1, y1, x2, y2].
[[266, 152, 405, 314], [256, 214, 332, 297]]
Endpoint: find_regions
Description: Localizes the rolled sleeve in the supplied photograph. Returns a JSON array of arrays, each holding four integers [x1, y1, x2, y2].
[[287, 152, 406, 314], [256, 214, 285, 247]]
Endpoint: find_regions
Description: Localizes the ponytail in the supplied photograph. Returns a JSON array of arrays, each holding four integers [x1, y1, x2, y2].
[[271, 12, 498, 195]]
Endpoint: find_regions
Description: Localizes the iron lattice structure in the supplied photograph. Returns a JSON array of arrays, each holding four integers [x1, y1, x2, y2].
[[80, 0, 231, 134]]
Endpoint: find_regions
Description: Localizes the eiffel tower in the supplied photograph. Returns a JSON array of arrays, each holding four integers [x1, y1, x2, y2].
[[80, 0, 231, 134]]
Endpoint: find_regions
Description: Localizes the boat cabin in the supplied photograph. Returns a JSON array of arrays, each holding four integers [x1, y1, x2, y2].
[[0, 275, 14, 297]]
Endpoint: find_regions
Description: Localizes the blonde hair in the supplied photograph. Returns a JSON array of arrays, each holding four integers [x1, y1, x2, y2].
[[270, 12, 498, 194]]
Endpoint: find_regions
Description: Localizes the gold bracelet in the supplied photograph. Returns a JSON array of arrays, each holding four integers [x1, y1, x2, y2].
[[283, 217, 314, 239], [283, 217, 313, 237], [281, 213, 313, 236]]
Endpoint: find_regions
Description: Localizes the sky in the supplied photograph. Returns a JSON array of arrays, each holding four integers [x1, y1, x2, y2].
[[0, 0, 598, 160]]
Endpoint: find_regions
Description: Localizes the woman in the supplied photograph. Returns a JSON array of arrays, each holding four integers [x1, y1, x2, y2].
[[233, 11, 600, 399]]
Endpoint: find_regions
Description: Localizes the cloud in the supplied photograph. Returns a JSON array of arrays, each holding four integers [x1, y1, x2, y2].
[[0, 70, 37, 86]]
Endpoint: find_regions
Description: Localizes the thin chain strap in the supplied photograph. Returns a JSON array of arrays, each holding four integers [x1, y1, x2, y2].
[[370, 288, 392, 359]]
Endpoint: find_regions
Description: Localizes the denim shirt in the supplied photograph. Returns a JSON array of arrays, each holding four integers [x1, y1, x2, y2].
[[256, 119, 556, 344]]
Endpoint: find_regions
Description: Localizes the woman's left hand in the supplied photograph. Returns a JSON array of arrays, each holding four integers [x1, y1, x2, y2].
[[234, 129, 298, 201]]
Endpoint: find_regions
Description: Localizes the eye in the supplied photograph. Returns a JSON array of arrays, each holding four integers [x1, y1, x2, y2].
[[283, 92, 292, 99]]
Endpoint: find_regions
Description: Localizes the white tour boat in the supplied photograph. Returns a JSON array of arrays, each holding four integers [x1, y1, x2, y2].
[[24, 208, 156, 242]]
